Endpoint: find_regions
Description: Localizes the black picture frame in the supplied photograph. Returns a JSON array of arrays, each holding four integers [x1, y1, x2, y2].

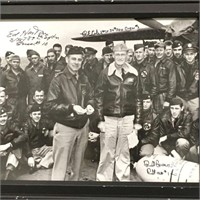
[[0, 1, 199, 199]]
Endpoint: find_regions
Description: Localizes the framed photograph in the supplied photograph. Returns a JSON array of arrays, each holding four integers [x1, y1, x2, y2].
[[0, 0, 199, 199]]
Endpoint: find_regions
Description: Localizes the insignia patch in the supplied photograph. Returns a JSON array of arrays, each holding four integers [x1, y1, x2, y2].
[[143, 122, 151, 131], [141, 70, 148, 78]]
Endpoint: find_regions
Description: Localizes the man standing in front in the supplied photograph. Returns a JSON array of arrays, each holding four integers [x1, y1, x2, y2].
[[45, 46, 95, 181], [95, 43, 142, 181]]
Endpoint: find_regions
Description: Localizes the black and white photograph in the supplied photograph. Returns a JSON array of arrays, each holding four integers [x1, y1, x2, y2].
[[0, 18, 199, 183]]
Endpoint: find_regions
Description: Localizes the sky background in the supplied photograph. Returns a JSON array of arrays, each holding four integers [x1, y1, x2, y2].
[[0, 18, 195, 65]]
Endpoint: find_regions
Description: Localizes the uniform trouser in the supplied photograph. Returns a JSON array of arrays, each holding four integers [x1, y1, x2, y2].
[[96, 115, 134, 182], [32, 145, 53, 168], [51, 121, 89, 181]]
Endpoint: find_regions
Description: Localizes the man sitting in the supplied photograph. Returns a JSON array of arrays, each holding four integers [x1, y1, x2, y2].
[[0, 107, 27, 180], [23, 104, 53, 171]]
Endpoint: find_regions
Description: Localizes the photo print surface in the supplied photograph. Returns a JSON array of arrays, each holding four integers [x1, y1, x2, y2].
[[0, 18, 199, 182]]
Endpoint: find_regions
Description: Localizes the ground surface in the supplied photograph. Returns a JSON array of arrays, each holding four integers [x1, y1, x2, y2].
[[15, 159, 141, 181]]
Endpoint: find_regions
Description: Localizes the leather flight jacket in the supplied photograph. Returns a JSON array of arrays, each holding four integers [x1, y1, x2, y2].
[[95, 62, 142, 123]]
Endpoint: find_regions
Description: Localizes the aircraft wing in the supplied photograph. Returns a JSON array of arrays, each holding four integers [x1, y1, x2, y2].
[[72, 28, 165, 42]]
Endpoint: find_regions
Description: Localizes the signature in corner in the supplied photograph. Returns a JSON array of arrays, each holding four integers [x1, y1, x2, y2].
[[7, 26, 59, 46]]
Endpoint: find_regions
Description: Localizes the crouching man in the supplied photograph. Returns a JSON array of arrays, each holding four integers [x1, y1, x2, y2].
[[45, 46, 95, 181], [153, 98, 192, 159], [23, 104, 53, 171], [95, 43, 142, 181], [0, 107, 28, 180]]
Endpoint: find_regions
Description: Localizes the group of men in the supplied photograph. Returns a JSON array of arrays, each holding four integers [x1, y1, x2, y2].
[[0, 38, 199, 181]]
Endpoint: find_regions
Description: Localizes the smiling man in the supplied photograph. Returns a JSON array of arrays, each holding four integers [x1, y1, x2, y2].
[[95, 43, 142, 181], [45, 46, 95, 181]]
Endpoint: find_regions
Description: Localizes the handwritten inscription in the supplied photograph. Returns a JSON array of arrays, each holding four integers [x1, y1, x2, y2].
[[144, 159, 176, 176], [7, 26, 59, 46], [81, 25, 140, 37]]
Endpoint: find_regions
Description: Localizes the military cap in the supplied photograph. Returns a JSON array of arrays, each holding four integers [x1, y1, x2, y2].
[[148, 42, 155, 48], [154, 42, 165, 49], [5, 51, 14, 57], [170, 98, 183, 106], [67, 46, 84, 56], [172, 40, 183, 49], [102, 46, 113, 55], [183, 43, 198, 52], [29, 50, 40, 57], [113, 43, 128, 52], [134, 44, 144, 51], [28, 104, 42, 114], [10, 55, 20, 61], [141, 93, 152, 100], [0, 107, 7, 115], [26, 49, 34, 56], [84, 47, 97, 55], [105, 40, 114, 46], [164, 40, 173, 46]]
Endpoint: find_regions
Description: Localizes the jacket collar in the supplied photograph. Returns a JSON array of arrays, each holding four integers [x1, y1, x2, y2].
[[108, 62, 138, 77]]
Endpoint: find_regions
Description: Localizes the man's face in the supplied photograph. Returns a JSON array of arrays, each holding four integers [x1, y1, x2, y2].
[[10, 59, 20, 70], [173, 46, 183, 59], [103, 53, 113, 64], [143, 99, 152, 110], [148, 47, 155, 58], [170, 105, 183, 119], [184, 50, 197, 64], [85, 54, 95, 63], [135, 47, 145, 62], [47, 52, 56, 64], [0, 113, 8, 126], [5, 54, 14, 65], [0, 91, 7, 105], [113, 50, 127, 66], [67, 54, 83, 73], [30, 111, 41, 123], [33, 90, 45, 105], [155, 47, 165, 59], [31, 55, 40, 66], [127, 52, 133, 64], [53, 47, 62, 58], [165, 45, 173, 57]]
